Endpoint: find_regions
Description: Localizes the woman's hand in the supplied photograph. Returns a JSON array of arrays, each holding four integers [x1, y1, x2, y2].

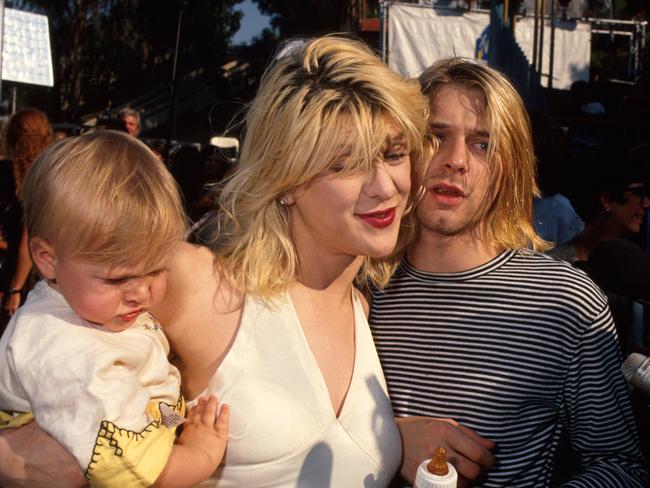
[[3, 292, 21, 317], [0, 422, 87, 487]]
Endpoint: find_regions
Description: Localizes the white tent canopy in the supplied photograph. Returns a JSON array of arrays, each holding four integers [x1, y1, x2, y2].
[[386, 3, 591, 90]]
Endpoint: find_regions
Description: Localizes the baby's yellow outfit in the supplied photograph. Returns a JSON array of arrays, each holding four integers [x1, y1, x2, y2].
[[0, 281, 184, 487]]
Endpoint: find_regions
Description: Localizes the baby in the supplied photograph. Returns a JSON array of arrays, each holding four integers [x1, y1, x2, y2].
[[0, 131, 228, 487]]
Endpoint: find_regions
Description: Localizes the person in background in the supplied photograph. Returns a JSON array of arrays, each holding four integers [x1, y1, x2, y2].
[[120, 108, 141, 137], [370, 58, 649, 487], [1, 109, 53, 321], [530, 111, 584, 245], [52, 130, 68, 142], [547, 147, 650, 265], [146, 139, 166, 163]]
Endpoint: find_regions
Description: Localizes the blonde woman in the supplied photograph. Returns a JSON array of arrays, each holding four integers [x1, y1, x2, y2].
[[0, 36, 429, 486]]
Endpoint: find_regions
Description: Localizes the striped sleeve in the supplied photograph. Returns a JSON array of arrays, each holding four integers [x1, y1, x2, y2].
[[561, 303, 648, 488]]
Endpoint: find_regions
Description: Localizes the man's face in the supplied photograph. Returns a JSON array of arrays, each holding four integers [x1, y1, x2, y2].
[[416, 84, 493, 238], [123, 114, 139, 136], [609, 183, 650, 235]]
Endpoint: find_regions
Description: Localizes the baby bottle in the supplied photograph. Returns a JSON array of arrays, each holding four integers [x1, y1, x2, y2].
[[413, 446, 458, 488]]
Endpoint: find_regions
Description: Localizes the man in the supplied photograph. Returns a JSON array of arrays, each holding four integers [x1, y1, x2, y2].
[[120, 108, 141, 137], [371, 59, 649, 487]]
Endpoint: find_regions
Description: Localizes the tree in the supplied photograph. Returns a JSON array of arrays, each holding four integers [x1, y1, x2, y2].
[[6, 0, 243, 121], [253, 0, 354, 39]]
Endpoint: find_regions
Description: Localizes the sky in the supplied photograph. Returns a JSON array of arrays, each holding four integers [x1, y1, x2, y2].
[[232, 0, 272, 45]]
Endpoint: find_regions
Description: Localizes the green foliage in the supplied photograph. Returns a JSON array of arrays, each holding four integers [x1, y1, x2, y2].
[[586, 0, 649, 83], [7, 0, 243, 120], [585, 0, 648, 19], [253, 0, 350, 38]]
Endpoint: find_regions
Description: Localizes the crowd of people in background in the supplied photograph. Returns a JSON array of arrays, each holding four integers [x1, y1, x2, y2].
[[0, 35, 648, 487]]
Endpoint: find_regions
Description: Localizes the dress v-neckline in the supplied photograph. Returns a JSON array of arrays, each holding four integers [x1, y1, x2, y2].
[[285, 291, 359, 421]]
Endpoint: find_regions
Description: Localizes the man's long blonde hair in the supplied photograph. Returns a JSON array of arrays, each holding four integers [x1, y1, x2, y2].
[[419, 59, 547, 251], [206, 35, 430, 298]]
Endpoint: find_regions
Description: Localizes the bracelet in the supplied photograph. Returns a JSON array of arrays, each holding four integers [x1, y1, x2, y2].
[[7, 288, 22, 295]]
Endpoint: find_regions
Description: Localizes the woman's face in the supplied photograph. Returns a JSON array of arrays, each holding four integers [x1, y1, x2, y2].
[[609, 183, 649, 235], [288, 124, 412, 263]]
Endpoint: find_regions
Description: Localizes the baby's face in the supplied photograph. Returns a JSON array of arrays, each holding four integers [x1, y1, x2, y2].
[[51, 255, 169, 332]]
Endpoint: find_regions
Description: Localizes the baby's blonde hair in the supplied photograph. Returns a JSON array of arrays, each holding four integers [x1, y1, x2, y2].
[[208, 35, 429, 297], [23, 130, 187, 269]]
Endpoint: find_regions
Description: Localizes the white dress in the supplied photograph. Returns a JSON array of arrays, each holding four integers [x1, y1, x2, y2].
[[197, 292, 402, 487]]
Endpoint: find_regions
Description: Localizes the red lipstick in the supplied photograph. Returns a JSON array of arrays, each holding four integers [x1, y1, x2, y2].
[[357, 207, 397, 228]]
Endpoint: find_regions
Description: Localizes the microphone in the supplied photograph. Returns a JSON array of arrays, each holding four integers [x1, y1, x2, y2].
[[621, 353, 650, 395], [587, 239, 650, 300]]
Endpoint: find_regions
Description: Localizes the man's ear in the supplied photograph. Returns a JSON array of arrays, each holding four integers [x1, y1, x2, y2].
[[29, 237, 58, 280]]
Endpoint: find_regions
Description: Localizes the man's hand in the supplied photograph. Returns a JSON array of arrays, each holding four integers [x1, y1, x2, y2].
[[397, 416, 495, 488], [0, 422, 86, 487]]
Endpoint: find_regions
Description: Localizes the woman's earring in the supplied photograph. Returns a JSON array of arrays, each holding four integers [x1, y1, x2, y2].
[[279, 195, 293, 206]]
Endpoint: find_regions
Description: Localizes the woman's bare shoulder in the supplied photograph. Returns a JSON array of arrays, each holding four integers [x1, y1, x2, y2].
[[170, 241, 216, 280], [154, 242, 244, 397], [155, 243, 230, 329], [156, 241, 243, 333]]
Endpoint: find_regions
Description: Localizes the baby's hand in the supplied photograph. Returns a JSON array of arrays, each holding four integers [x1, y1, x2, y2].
[[177, 395, 229, 468]]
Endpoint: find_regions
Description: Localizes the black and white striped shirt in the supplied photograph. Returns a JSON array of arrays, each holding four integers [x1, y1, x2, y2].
[[371, 249, 649, 487]]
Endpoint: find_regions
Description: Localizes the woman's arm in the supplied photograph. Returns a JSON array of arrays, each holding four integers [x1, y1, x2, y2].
[[153, 242, 243, 400], [0, 423, 86, 488], [3, 224, 31, 316]]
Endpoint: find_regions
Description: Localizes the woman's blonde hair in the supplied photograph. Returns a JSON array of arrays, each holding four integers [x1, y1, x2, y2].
[[23, 130, 187, 269], [207, 35, 429, 298], [419, 58, 547, 251]]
